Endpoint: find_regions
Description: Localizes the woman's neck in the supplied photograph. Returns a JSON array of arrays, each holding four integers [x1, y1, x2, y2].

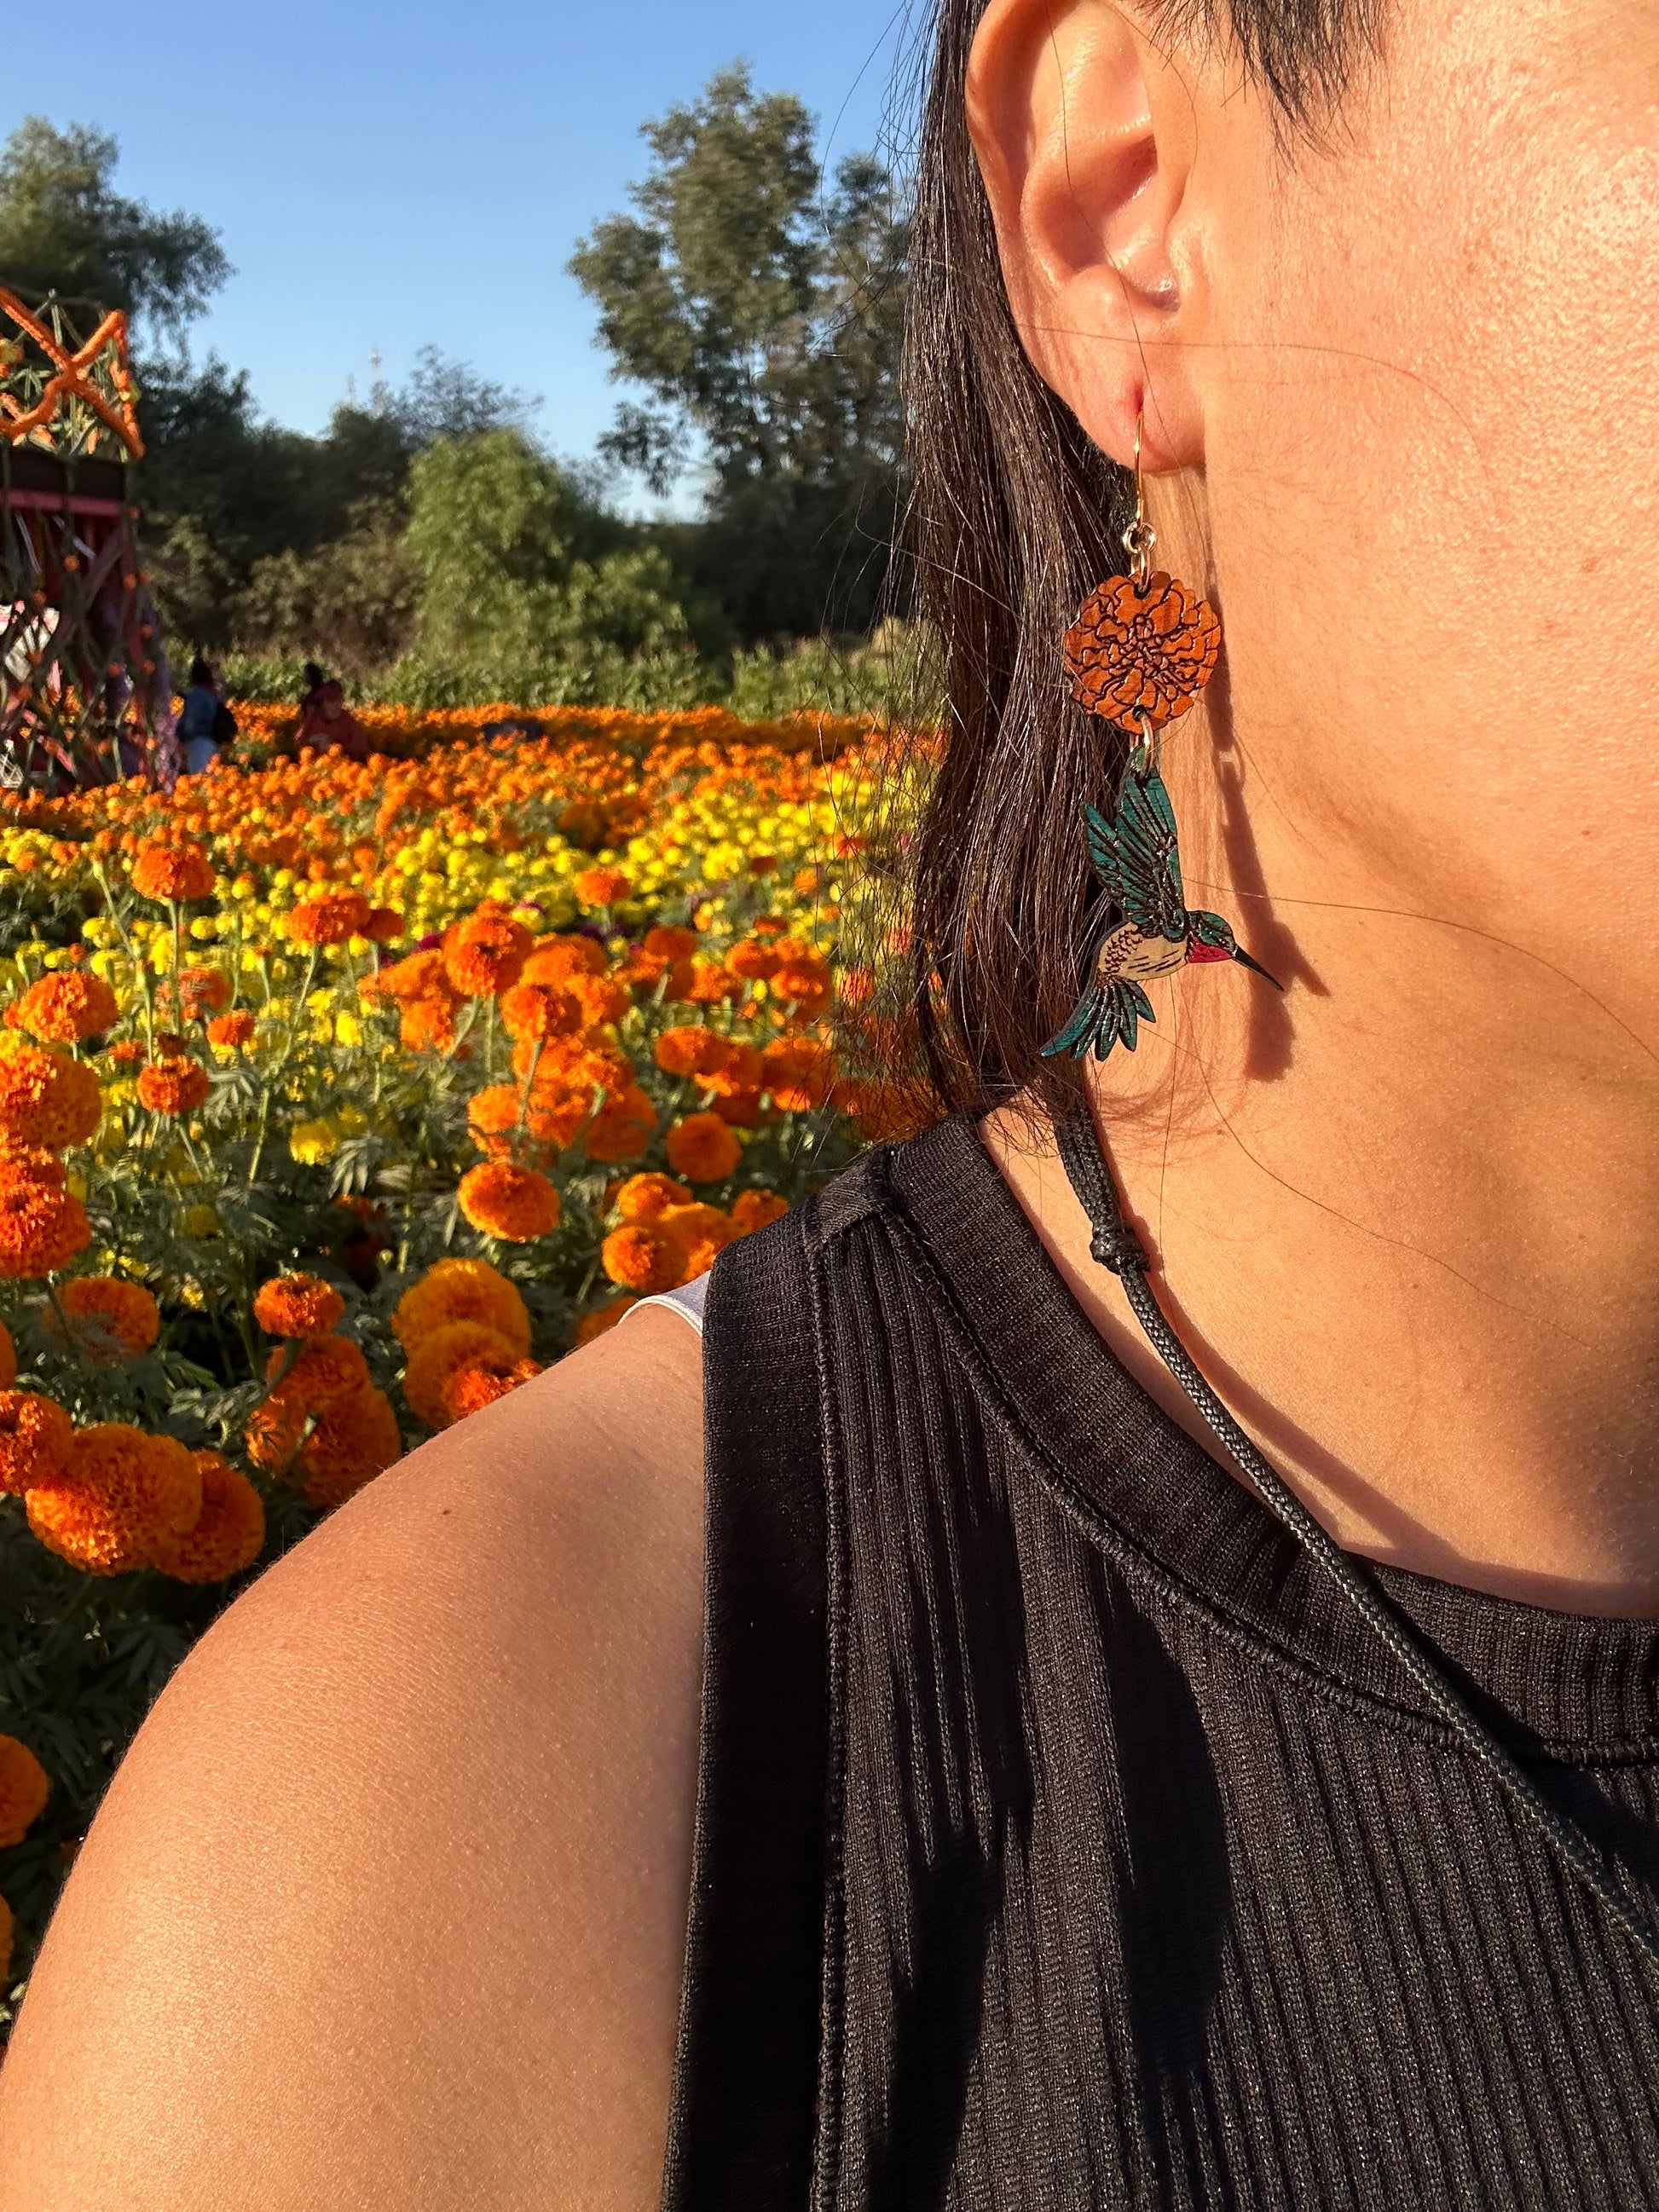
[[981, 754, 1659, 1619]]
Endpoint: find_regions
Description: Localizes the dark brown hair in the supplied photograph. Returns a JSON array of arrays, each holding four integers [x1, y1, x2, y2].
[[899, 0, 1386, 1116]]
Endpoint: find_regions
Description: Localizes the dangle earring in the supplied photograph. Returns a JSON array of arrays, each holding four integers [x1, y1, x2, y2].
[[1042, 408, 1280, 1062]]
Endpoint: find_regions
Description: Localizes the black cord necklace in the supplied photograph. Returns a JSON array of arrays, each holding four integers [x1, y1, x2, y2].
[[1054, 1106, 1659, 1977]]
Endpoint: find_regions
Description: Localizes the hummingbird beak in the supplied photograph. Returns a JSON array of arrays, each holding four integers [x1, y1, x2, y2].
[[1232, 945, 1284, 991]]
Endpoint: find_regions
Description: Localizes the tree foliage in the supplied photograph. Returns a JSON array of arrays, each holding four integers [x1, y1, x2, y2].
[[0, 117, 229, 340], [569, 65, 908, 638]]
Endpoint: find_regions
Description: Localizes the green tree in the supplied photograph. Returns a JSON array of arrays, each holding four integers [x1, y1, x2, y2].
[[568, 65, 908, 640], [0, 117, 228, 338], [402, 428, 700, 674]]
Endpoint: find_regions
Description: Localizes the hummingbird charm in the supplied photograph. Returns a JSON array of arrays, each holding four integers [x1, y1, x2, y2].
[[1042, 765, 1280, 1062]]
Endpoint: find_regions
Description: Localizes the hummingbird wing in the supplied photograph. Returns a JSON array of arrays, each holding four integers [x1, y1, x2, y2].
[[1084, 769, 1187, 941]]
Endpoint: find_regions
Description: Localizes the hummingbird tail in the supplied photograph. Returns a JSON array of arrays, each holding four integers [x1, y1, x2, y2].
[[1041, 979, 1157, 1062]]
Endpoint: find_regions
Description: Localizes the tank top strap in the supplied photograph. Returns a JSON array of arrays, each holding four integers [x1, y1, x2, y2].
[[659, 1165, 881, 2210]]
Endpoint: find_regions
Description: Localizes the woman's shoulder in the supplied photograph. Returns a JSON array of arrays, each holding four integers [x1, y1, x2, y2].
[[0, 1314, 706, 2209]]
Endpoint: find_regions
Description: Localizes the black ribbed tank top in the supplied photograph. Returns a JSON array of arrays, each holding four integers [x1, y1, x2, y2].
[[661, 1115, 1659, 2211]]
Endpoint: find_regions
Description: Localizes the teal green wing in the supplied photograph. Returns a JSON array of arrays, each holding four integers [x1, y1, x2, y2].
[[1084, 770, 1187, 942]]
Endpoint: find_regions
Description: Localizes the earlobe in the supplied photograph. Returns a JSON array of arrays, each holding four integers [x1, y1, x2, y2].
[[965, 0, 1205, 472]]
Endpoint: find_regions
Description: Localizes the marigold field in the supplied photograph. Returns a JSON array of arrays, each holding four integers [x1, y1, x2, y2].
[[0, 702, 930, 2021]]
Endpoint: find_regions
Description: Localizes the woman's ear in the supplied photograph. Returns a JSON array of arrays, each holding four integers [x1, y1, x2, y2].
[[966, 0, 1207, 473]]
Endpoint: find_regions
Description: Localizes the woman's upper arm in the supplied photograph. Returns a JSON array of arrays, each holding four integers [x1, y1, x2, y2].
[[0, 1310, 705, 2212]]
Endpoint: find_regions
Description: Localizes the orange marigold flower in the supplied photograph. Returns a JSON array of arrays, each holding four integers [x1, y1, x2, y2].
[[254, 1273, 345, 1338], [105, 1037, 146, 1066], [601, 1223, 683, 1296], [0, 1045, 101, 1147], [26, 1423, 202, 1575], [137, 1054, 210, 1116], [51, 1275, 160, 1359], [15, 971, 118, 1042], [379, 950, 450, 1002], [654, 1025, 725, 1078], [457, 1162, 561, 1241], [149, 1453, 265, 1583], [401, 995, 460, 1053], [403, 1321, 520, 1429], [521, 935, 609, 985], [726, 939, 781, 980], [176, 965, 231, 1017], [391, 1256, 532, 1356], [131, 840, 215, 902], [265, 1334, 371, 1409], [444, 912, 532, 998], [0, 1146, 64, 1192], [711, 1088, 763, 1129], [571, 1297, 637, 1348], [207, 1008, 257, 1049], [287, 888, 371, 946], [643, 924, 699, 961], [760, 1037, 836, 1112], [296, 1385, 402, 1510], [367, 906, 405, 944], [686, 957, 740, 1006], [0, 1182, 90, 1277], [0, 1734, 49, 1847], [665, 1112, 743, 1184], [698, 1039, 765, 1098], [566, 973, 632, 1028], [440, 1349, 540, 1424], [659, 1201, 739, 1278], [583, 1083, 658, 1164], [0, 1315, 11, 1387], [244, 1382, 307, 1474], [500, 981, 581, 1044], [573, 865, 631, 908], [0, 1390, 72, 1495], [615, 1171, 695, 1224], [731, 1188, 790, 1235]]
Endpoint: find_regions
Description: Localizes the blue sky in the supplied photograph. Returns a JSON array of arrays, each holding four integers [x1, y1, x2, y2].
[[1, 1, 917, 482]]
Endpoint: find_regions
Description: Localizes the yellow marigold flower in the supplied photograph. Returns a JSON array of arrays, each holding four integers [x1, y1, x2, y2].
[[0, 1181, 90, 1277], [0, 1390, 73, 1494], [297, 1385, 402, 1510], [15, 971, 118, 1042], [26, 1423, 202, 1575], [0, 1045, 101, 1147], [601, 1222, 684, 1297], [571, 1297, 637, 1349], [49, 1275, 161, 1359], [665, 1112, 743, 1185], [615, 1172, 694, 1224], [131, 841, 215, 902], [287, 889, 371, 946], [136, 1055, 210, 1116], [573, 865, 631, 908], [254, 1273, 345, 1339], [265, 1334, 371, 1409], [457, 1162, 561, 1242], [731, 1188, 791, 1235], [0, 1734, 49, 1847], [403, 1320, 521, 1430], [441, 1349, 540, 1424], [149, 1453, 265, 1584], [391, 1257, 532, 1357], [288, 1118, 338, 1165]]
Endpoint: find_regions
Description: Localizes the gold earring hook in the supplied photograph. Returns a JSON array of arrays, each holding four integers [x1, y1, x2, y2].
[[1120, 405, 1156, 594]]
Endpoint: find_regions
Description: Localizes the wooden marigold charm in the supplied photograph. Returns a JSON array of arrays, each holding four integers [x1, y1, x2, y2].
[[1063, 569, 1222, 731]]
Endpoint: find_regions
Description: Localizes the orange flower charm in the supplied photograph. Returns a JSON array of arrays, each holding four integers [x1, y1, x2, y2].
[[1062, 569, 1222, 732]]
